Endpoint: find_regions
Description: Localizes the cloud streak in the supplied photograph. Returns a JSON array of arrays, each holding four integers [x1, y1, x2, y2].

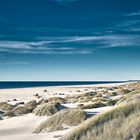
[[0, 34, 139, 55], [1, 8, 140, 56], [53, 0, 77, 3], [0, 40, 94, 55], [0, 61, 28, 65], [126, 10, 140, 16]]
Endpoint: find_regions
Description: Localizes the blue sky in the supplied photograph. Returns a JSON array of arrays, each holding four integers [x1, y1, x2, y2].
[[0, 0, 140, 81]]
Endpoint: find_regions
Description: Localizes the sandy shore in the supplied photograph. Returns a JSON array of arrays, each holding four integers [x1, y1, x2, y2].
[[0, 82, 127, 140], [0, 82, 126, 102]]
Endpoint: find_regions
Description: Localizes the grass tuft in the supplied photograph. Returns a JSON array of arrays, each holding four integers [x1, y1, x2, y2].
[[4, 100, 37, 117], [62, 99, 140, 140], [33, 108, 86, 133], [33, 101, 64, 116], [0, 102, 15, 112]]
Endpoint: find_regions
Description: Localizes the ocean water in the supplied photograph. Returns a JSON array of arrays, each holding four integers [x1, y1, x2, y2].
[[0, 81, 125, 89]]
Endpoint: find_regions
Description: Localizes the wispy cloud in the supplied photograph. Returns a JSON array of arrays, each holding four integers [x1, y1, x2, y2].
[[126, 10, 140, 16], [98, 35, 140, 48], [0, 61, 28, 65], [45, 35, 140, 48], [1, 10, 140, 56], [19, 50, 92, 55], [113, 20, 140, 28], [53, 0, 77, 3], [0, 34, 139, 55], [0, 41, 34, 49], [38, 36, 103, 44], [0, 40, 94, 55], [106, 14, 140, 33], [52, 0, 78, 5]]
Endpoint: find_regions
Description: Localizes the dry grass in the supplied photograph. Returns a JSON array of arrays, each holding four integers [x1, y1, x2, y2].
[[107, 99, 118, 105], [80, 101, 107, 109], [65, 92, 96, 103], [33, 101, 64, 116], [117, 82, 140, 93], [37, 99, 48, 105], [0, 116, 2, 120], [80, 98, 117, 109], [126, 82, 140, 90], [117, 94, 140, 105], [116, 89, 140, 105], [0, 111, 3, 120], [128, 89, 140, 95], [66, 91, 117, 105], [37, 97, 67, 105], [80, 110, 140, 140], [5, 105, 31, 116], [0, 102, 15, 112], [33, 108, 86, 133], [62, 99, 140, 140], [116, 88, 131, 95], [25, 100, 37, 111], [4, 100, 37, 117], [47, 97, 67, 104], [106, 91, 118, 96]]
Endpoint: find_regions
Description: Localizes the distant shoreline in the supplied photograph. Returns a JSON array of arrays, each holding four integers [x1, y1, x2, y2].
[[0, 81, 127, 89], [0, 82, 128, 103]]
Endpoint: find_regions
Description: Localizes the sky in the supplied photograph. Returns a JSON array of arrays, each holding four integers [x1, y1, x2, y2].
[[0, 0, 140, 81]]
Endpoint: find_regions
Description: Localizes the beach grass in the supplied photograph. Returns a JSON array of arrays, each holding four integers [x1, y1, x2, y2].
[[33, 101, 64, 116], [33, 108, 86, 133], [4, 100, 37, 117], [61, 99, 140, 140], [0, 102, 15, 112]]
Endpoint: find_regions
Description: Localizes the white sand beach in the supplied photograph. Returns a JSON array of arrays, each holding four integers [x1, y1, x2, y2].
[[0, 83, 126, 102], [0, 82, 128, 140]]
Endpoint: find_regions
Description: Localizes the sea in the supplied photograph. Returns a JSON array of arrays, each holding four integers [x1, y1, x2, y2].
[[0, 81, 126, 89]]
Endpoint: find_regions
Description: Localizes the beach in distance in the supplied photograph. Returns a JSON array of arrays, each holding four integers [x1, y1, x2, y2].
[[0, 81, 125, 89], [0, 82, 140, 140], [0, 82, 126, 102]]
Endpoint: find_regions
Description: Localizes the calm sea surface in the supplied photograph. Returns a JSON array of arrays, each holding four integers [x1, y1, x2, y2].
[[0, 81, 125, 89]]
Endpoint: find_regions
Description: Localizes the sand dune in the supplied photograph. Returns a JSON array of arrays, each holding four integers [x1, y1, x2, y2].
[[0, 113, 69, 140], [0, 82, 128, 140]]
